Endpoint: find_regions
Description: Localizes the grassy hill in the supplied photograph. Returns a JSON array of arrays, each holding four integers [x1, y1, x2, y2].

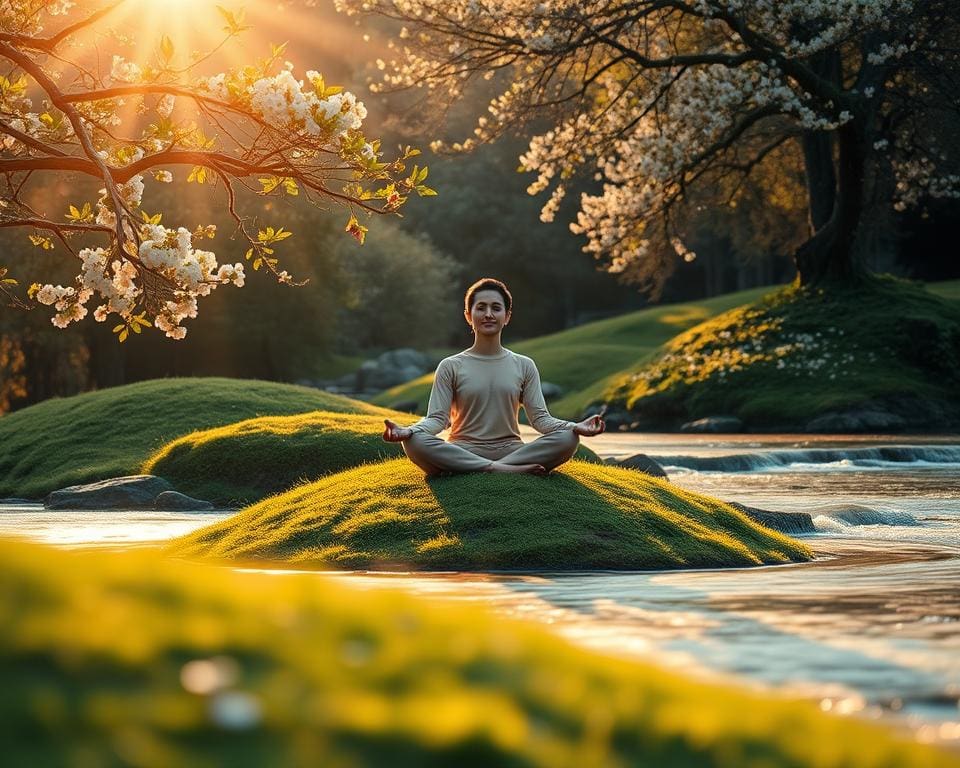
[[606, 276, 960, 430], [4, 538, 956, 767], [144, 411, 601, 506], [170, 458, 810, 570], [0, 378, 395, 499]]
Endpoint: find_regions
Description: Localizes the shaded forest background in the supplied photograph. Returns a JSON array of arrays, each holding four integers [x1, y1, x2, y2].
[[0, 1, 956, 412]]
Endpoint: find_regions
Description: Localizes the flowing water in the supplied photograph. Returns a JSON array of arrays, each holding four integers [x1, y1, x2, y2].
[[2, 433, 959, 746]]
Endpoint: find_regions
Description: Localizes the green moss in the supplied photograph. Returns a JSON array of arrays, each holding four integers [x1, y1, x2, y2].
[[605, 277, 960, 429], [169, 458, 810, 570], [143, 411, 409, 506], [3, 539, 955, 767], [0, 378, 391, 498]]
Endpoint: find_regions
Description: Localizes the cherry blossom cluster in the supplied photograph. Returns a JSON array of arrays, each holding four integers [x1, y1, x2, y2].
[[198, 67, 368, 143], [34, 221, 245, 339]]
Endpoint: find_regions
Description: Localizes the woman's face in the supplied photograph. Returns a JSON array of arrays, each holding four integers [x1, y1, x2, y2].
[[466, 289, 511, 336]]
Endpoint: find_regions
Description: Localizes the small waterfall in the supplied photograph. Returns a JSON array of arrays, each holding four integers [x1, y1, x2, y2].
[[655, 445, 960, 473]]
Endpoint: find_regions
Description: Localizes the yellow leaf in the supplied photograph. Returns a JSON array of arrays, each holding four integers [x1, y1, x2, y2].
[[119, 328, 129, 343], [160, 34, 175, 64], [258, 176, 280, 194]]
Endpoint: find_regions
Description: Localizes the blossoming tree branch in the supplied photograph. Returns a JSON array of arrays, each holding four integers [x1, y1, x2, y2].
[[336, 0, 958, 289], [0, 0, 433, 338]]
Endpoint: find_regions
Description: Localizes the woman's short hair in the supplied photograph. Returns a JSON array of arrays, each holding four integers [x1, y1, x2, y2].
[[464, 277, 513, 313]]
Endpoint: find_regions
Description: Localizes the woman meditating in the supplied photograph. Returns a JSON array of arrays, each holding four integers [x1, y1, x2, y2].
[[382, 277, 606, 476]]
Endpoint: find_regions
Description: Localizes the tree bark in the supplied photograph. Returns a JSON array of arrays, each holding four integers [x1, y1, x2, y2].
[[795, 119, 870, 286]]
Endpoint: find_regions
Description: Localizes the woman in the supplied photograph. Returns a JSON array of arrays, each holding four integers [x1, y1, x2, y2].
[[382, 277, 605, 476]]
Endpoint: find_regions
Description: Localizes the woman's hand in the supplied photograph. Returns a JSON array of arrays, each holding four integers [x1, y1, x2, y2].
[[573, 414, 606, 437], [383, 418, 413, 443]]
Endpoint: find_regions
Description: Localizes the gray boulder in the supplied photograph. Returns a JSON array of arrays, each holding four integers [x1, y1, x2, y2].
[[0, 497, 32, 504], [727, 502, 815, 535], [540, 381, 563, 401], [355, 349, 431, 392], [154, 490, 215, 511], [680, 416, 743, 433], [45, 475, 173, 510], [378, 348, 429, 371], [614, 453, 669, 480], [806, 409, 906, 433]]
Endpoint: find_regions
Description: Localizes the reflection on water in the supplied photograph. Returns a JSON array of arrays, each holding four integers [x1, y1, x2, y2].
[[2, 432, 959, 746], [0, 504, 231, 545]]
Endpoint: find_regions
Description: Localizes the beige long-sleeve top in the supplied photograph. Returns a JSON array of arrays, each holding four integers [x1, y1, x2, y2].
[[409, 348, 575, 449]]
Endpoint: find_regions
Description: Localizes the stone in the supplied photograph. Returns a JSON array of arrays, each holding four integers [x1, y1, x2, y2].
[[680, 416, 743, 433], [540, 381, 563, 401], [726, 502, 815, 535], [377, 348, 429, 371], [154, 490, 215, 511], [806, 409, 907, 433], [45, 475, 173, 510], [596, 405, 632, 431], [0, 498, 31, 504], [614, 453, 669, 480]]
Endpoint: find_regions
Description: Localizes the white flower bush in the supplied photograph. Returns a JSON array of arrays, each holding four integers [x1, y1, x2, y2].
[[0, 1, 433, 338]]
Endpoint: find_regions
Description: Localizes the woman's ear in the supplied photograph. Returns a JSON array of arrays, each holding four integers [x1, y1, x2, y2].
[[464, 309, 472, 328], [504, 310, 511, 327]]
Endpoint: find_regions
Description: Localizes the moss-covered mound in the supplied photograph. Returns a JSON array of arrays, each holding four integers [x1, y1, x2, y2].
[[374, 286, 778, 419], [603, 277, 960, 431], [145, 411, 602, 506], [0, 377, 394, 499], [170, 458, 810, 570], [4, 539, 955, 768]]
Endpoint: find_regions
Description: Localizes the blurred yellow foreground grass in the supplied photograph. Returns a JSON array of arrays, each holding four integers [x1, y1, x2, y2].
[[2, 539, 957, 767]]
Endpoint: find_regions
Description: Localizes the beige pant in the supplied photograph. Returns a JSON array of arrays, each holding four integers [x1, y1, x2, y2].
[[402, 429, 580, 476]]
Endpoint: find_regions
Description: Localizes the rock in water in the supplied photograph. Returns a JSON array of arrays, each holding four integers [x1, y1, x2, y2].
[[154, 491, 215, 511], [680, 416, 743, 433], [615, 453, 669, 480], [727, 502, 814, 535], [45, 475, 172, 510]]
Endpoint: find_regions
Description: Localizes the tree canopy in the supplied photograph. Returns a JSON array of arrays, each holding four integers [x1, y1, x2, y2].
[[337, 0, 960, 289], [0, 0, 434, 338]]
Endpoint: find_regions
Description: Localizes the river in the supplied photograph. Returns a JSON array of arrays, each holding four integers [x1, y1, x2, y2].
[[2, 432, 958, 747]]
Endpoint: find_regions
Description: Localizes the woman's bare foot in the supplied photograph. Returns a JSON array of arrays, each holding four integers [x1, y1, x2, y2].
[[488, 461, 547, 475]]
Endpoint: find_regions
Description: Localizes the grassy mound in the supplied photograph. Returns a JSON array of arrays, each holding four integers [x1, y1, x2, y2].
[[374, 286, 778, 419], [145, 411, 602, 506], [604, 277, 960, 430], [0, 377, 394, 499], [4, 539, 955, 768], [170, 458, 810, 570], [143, 411, 407, 506]]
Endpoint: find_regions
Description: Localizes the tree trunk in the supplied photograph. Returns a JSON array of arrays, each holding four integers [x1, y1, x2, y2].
[[795, 120, 869, 286]]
